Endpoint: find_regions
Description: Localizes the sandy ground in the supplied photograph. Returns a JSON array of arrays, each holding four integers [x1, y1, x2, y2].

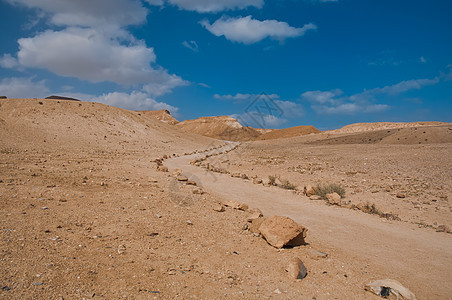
[[166, 143, 452, 299], [1, 98, 451, 299]]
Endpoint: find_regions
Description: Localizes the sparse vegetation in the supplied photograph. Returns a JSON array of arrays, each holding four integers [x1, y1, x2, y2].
[[361, 202, 381, 215], [280, 179, 297, 190], [268, 175, 278, 186], [313, 183, 346, 199]]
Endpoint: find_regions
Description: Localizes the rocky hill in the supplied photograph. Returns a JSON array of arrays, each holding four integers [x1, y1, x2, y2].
[[176, 116, 261, 141], [256, 125, 320, 140]]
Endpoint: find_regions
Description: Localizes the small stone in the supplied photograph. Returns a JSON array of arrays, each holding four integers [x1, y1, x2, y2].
[[213, 203, 225, 212], [32, 282, 43, 286], [118, 244, 126, 254], [286, 257, 307, 279], [307, 248, 328, 260], [326, 192, 341, 205], [273, 289, 282, 294], [2, 286, 11, 291], [231, 172, 241, 178], [238, 203, 248, 211], [186, 180, 197, 186], [157, 166, 168, 172], [176, 175, 188, 181], [396, 193, 406, 198], [253, 178, 263, 184], [186, 220, 193, 226], [247, 209, 263, 222], [365, 279, 416, 300], [192, 188, 204, 195], [309, 195, 322, 200], [223, 200, 240, 209], [304, 185, 316, 197], [41, 207, 48, 210]]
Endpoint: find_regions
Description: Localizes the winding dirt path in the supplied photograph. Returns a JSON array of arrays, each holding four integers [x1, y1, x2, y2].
[[165, 144, 452, 299]]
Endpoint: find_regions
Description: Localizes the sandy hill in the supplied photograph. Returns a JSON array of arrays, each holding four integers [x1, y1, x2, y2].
[[256, 125, 320, 140], [268, 123, 452, 145], [138, 109, 179, 125], [330, 121, 448, 134], [176, 116, 261, 141], [0, 98, 217, 154]]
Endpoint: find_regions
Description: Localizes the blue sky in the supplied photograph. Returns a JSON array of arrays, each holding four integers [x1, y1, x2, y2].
[[0, 0, 451, 130]]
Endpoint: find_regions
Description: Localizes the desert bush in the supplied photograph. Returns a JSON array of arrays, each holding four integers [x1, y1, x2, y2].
[[268, 175, 278, 186], [313, 183, 345, 199], [280, 179, 297, 190], [361, 202, 381, 215]]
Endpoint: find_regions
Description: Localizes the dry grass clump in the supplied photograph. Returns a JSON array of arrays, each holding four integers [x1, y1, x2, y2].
[[279, 179, 297, 190], [268, 175, 278, 186], [360, 202, 381, 215], [313, 183, 345, 199]]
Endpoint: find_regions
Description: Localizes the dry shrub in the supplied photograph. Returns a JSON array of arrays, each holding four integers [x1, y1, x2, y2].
[[280, 179, 297, 190], [313, 183, 345, 199]]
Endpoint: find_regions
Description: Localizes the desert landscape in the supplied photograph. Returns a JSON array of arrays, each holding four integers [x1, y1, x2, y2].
[[1, 97, 451, 299]]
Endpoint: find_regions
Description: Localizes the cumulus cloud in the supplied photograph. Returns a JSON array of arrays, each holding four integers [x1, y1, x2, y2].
[[5, 0, 147, 28], [0, 54, 19, 69], [165, 0, 263, 13], [92, 91, 179, 113], [201, 16, 317, 44], [13, 27, 187, 92], [2, 0, 187, 103], [0, 77, 49, 98]]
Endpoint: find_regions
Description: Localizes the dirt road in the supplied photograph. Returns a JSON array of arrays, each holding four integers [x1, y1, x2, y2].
[[165, 144, 452, 299]]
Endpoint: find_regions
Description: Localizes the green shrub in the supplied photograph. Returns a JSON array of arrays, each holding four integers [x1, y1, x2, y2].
[[313, 183, 345, 199]]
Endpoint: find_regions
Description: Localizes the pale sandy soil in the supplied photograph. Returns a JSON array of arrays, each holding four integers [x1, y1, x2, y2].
[[204, 139, 452, 229], [1, 98, 451, 299]]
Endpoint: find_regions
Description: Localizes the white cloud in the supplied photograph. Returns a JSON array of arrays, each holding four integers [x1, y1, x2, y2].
[[214, 93, 253, 100], [15, 27, 186, 91], [303, 89, 389, 115], [145, 0, 164, 5], [274, 100, 304, 118], [0, 54, 19, 69], [232, 113, 287, 128], [166, 0, 263, 13], [142, 74, 188, 97], [303, 76, 441, 115], [0, 77, 49, 98], [5, 0, 147, 28], [214, 93, 280, 100], [420, 56, 427, 63], [301, 89, 342, 104], [92, 91, 179, 113], [182, 40, 199, 52], [369, 78, 439, 95], [201, 16, 317, 44]]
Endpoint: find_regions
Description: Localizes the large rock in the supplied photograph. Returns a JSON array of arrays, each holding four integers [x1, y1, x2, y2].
[[259, 216, 308, 248], [365, 279, 416, 300], [326, 192, 341, 205], [285, 257, 307, 279]]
